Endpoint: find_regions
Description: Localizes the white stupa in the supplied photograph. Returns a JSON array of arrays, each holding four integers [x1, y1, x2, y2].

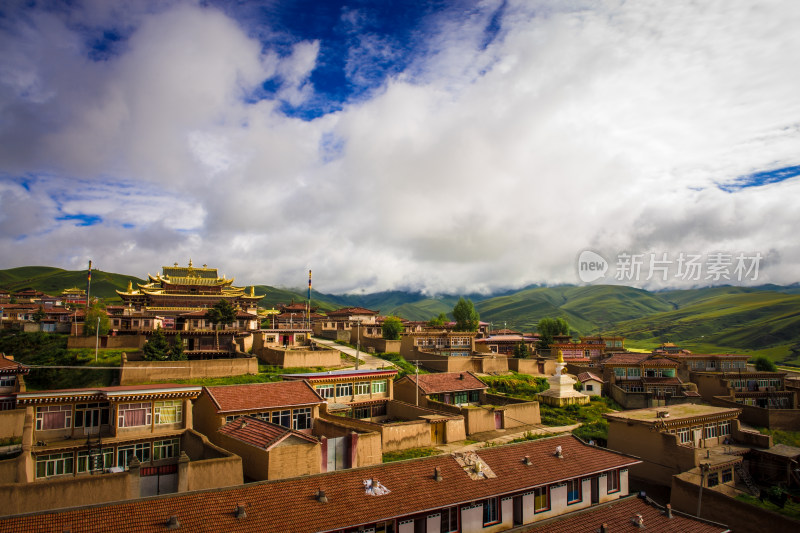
[[537, 350, 590, 406]]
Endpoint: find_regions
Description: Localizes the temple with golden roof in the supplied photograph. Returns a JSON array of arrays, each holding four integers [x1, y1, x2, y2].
[[117, 260, 262, 315]]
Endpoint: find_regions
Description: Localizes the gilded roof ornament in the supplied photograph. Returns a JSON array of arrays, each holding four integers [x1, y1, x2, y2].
[[557, 349, 564, 364]]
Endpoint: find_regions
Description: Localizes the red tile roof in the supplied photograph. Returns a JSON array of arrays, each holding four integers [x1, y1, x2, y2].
[[530, 494, 728, 532], [204, 381, 323, 413], [218, 416, 318, 450], [325, 306, 379, 316], [0, 357, 28, 372], [0, 435, 639, 533], [602, 353, 651, 365], [577, 372, 603, 383], [403, 371, 487, 394]]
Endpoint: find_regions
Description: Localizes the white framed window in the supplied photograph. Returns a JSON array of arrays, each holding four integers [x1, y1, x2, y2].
[[153, 438, 180, 460], [0, 376, 16, 388], [36, 405, 72, 430], [77, 448, 113, 473], [705, 424, 718, 439], [118, 402, 152, 427], [35, 452, 74, 478], [316, 384, 334, 399], [613, 368, 626, 378], [372, 380, 387, 394], [271, 410, 290, 428], [354, 382, 370, 395], [292, 407, 312, 430], [154, 400, 183, 424], [117, 443, 151, 468], [440, 506, 458, 532], [678, 427, 691, 444], [627, 368, 641, 378], [335, 383, 353, 397]]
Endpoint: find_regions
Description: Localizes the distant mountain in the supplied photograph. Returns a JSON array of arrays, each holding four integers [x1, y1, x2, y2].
[[3, 267, 798, 365]]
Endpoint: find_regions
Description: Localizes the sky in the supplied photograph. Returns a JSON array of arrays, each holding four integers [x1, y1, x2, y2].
[[1, 0, 799, 294]]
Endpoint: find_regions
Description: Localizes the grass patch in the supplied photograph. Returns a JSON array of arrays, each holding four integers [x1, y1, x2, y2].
[[540, 398, 620, 444], [382, 447, 442, 463], [480, 373, 549, 400], [0, 436, 22, 447], [375, 352, 427, 378], [756, 428, 800, 448], [510, 431, 560, 443], [736, 492, 800, 521]]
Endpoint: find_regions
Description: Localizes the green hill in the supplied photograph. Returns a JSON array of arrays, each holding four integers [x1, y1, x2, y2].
[[0, 266, 145, 302]]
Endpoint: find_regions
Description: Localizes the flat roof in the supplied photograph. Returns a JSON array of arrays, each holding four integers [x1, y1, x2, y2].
[[604, 404, 740, 424]]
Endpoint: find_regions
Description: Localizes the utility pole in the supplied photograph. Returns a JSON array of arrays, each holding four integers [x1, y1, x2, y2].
[[94, 317, 100, 362], [415, 360, 419, 406], [355, 320, 361, 370], [697, 463, 708, 517]]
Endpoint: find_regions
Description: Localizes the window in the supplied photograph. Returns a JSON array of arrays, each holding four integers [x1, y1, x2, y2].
[[453, 392, 468, 405], [35, 452, 74, 478], [372, 403, 387, 417], [225, 414, 241, 423], [336, 383, 353, 398], [118, 402, 152, 427], [678, 427, 691, 444], [154, 400, 183, 424], [441, 506, 458, 532], [355, 382, 370, 395], [705, 424, 718, 439], [316, 384, 334, 399], [607, 470, 620, 493], [533, 486, 549, 512], [614, 368, 626, 378], [482, 497, 499, 525], [271, 410, 290, 428], [77, 448, 113, 473], [722, 469, 733, 483], [74, 402, 111, 428], [707, 472, 719, 487], [292, 407, 312, 430], [586, 384, 594, 391], [566, 479, 581, 504], [117, 443, 151, 468], [372, 380, 387, 394], [36, 405, 73, 431], [0, 376, 16, 388], [153, 439, 180, 460]]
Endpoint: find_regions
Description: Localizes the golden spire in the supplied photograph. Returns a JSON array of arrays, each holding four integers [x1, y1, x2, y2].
[[188, 258, 193, 268], [127, 280, 133, 293], [250, 286, 255, 297], [557, 349, 564, 364]]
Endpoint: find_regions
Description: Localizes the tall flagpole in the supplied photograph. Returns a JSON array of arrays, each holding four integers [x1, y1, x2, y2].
[[307, 270, 312, 330], [86, 260, 93, 308]]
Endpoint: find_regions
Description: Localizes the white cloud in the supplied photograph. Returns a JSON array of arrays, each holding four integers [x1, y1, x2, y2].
[[1, 0, 799, 293]]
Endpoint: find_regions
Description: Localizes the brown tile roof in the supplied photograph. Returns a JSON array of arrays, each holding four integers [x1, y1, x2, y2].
[[325, 306, 379, 316], [577, 372, 603, 383], [404, 371, 487, 394], [0, 435, 639, 533], [529, 494, 728, 532], [218, 416, 318, 449], [602, 353, 651, 365], [204, 381, 323, 413], [0, 357, 28, 371], [641, 377, 682, 385]]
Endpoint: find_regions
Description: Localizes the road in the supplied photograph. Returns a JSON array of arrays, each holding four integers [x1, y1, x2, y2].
[[311, 336, 398, 370]]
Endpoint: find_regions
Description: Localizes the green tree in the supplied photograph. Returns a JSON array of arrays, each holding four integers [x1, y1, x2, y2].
[[206, 299, 238, 350], [84, 304, 110, 337], [142, 326, 170, 361], [169, 333, 187, 361], [428, 312, 449, 327], [513, 341, 531, 359], [536, 317, 570, 349], [752, 355, 777, 372], [452, 297, 480, 332], [32, 305, 46, 323], [382, 316, 404, 340]]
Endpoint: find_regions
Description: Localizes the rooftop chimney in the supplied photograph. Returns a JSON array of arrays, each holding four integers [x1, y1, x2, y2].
[[554, 446, 563, 459], [165, 515, 180, 530], [665, 503, 673, 519], [316, 488, 328, 503], [459, 373, 464, 380], [523, 455, 533, 466], [434, 467, 443, 482], [631, 514, 644, 528], [234, 503, 247, 519], [599, 524, 610, 533]]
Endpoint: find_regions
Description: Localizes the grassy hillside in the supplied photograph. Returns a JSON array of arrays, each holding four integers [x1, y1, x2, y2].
[[607, 291, 800, 366], [0, 266, 145, 302]]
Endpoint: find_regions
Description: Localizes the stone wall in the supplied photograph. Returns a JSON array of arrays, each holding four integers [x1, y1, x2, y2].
[[256, 346, 341, 368], [67, 335, 145, 350], [711, 395, 800, 431], [360, 337, 401, 354], [119, 355, 258, 384], [671, 472, 797, 533], [0, 410, 24, 440]]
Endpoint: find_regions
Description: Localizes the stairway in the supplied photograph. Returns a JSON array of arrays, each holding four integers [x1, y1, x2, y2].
[[735, 463, 760, 497]]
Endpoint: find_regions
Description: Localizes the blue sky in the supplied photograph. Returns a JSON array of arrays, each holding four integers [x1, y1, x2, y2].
[[1, 0, 799, 293]]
